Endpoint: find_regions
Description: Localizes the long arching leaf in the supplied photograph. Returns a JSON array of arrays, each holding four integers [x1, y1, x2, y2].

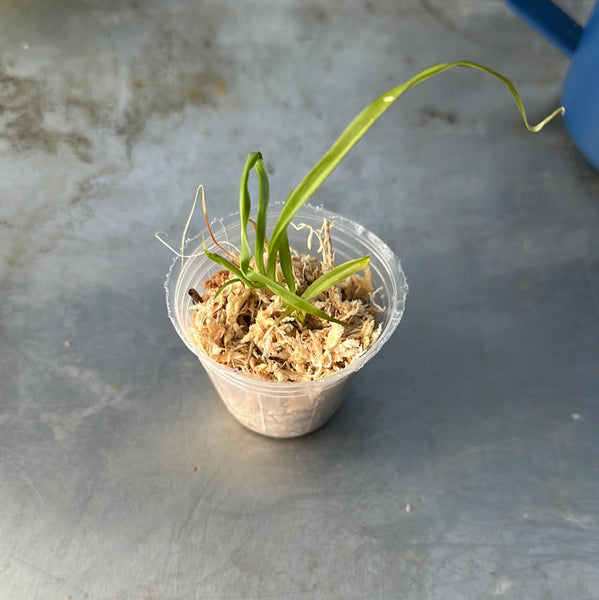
[[266, 61, 564, 275]]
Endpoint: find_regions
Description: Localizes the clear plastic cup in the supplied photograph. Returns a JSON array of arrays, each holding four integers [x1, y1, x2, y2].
[[165, 204, 408, 437]]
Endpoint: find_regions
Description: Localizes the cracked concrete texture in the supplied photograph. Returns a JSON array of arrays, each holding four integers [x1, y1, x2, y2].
[[0, 1, 240, 293], [0, 3, 234, 160]]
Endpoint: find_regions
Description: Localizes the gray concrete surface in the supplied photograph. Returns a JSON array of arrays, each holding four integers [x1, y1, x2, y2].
[[1, 0, 599, 598]]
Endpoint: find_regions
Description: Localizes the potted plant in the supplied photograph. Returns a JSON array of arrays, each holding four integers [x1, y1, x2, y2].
[[162, 61, 562, 438]]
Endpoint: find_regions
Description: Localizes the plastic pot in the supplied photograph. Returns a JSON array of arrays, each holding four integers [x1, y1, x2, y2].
[[165, 204, 407, 437]]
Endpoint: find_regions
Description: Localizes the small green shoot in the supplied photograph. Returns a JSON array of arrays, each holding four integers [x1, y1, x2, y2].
[[197, 61, 564, 325]]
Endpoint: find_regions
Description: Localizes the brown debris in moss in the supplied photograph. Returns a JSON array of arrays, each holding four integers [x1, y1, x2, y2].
[[203, 269, 231, 291]]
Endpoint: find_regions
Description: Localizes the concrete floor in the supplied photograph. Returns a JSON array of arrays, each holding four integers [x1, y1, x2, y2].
[[1, 1, 599, 598]]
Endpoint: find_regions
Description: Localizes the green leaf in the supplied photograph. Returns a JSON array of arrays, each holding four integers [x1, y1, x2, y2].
[[278, 230, 295, 293], [238, 152, 262, 275], [266, 61, 564, 275], [203, 249, 260, 290], [248, 271, 350, 326], [254, 159, 270, 274], [301, 255, 370, 301]]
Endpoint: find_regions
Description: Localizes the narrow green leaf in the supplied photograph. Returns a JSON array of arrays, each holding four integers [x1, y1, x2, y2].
[[248, 271, 350, 326], [266, 240, 277, 281], [278, 230, 295, 293], [239, 152, 262, 274], [254, 158, 269, 274], [204, 249, 261, 290], [266, 61, 564, 274], [301, 256, 370, 301]]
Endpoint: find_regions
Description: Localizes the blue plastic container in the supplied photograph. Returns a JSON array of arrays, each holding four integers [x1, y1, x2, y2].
[[505, 0, 599, 170]]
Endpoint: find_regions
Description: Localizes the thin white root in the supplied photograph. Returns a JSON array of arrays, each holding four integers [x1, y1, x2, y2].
[[180, 184, 203, 267], [155, 231, 205, 260]]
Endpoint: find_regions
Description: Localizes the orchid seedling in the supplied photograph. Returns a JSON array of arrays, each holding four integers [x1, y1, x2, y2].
[[195, 61, 563, 324]]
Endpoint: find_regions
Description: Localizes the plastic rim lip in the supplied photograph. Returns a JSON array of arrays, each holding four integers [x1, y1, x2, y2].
[[164, 203, 408, 389]]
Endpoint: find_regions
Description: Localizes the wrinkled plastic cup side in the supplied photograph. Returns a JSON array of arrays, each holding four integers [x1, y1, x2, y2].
[[199, 355, 355, 437], [165, 204, 407, 437]]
